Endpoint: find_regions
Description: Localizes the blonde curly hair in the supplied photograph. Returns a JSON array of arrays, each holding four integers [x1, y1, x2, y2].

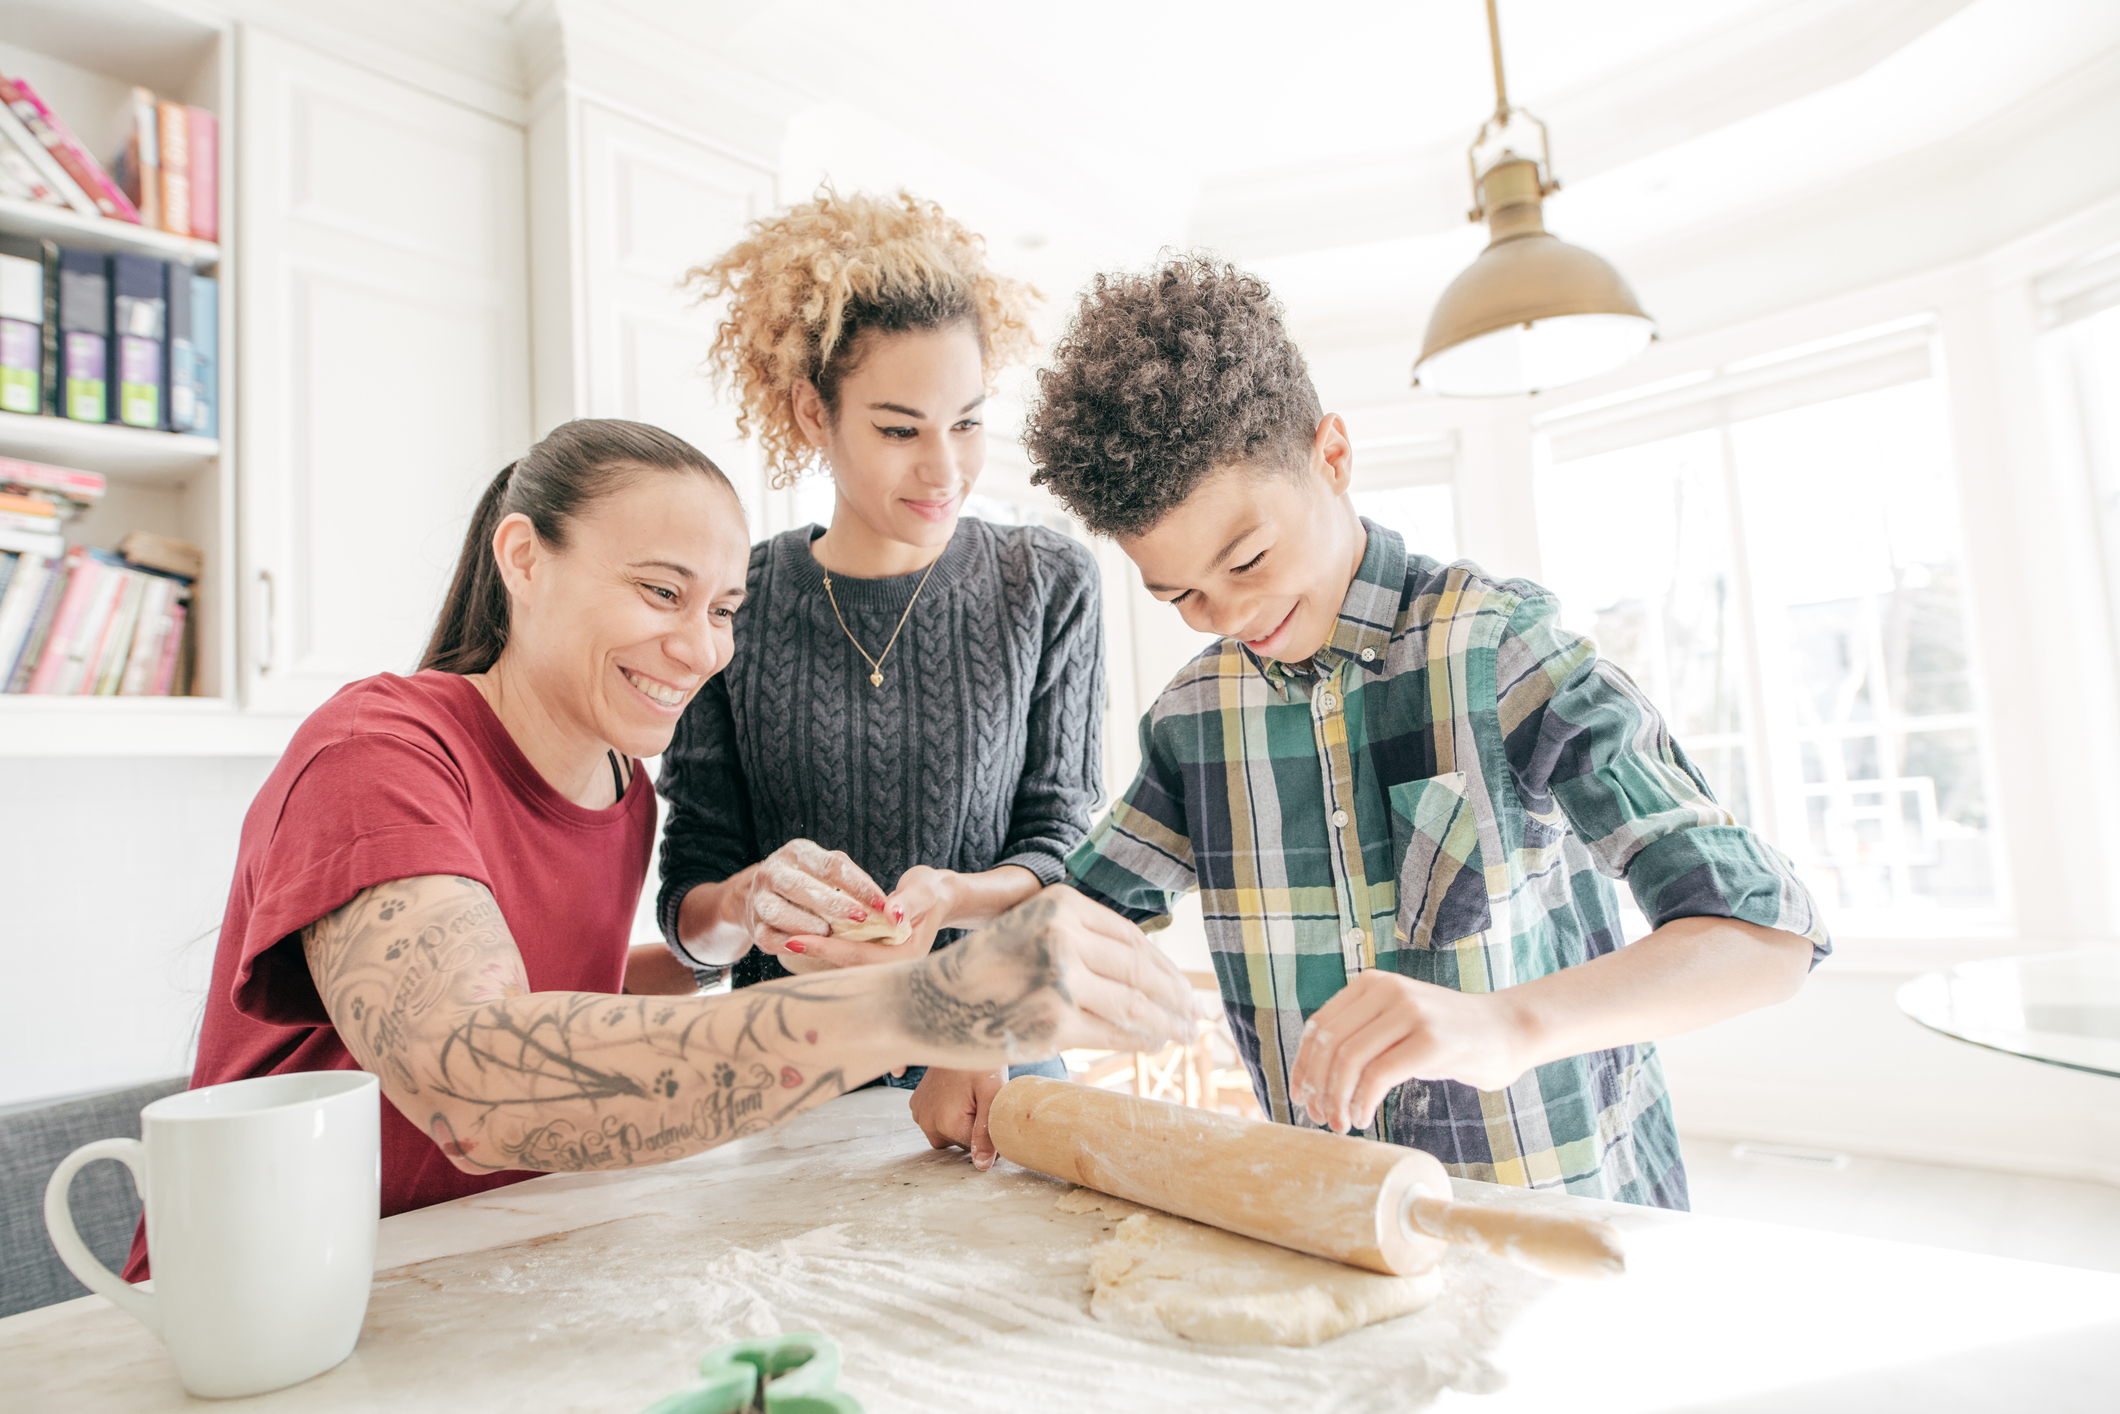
[[686, 189, 1039, 489]]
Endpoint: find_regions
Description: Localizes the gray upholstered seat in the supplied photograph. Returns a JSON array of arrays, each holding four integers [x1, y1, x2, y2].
[[0, 1076, 189, 1318]]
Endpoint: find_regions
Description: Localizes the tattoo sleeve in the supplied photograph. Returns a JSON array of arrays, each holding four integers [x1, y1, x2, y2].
[[301, 875, 879, 1175]]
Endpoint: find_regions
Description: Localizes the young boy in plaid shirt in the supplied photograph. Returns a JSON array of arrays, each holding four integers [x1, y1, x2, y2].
[[1023, 258, 1829, 1206]]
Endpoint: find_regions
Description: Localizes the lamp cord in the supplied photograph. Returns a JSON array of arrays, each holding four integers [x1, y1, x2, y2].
[[1485, 0, 1510, 117]]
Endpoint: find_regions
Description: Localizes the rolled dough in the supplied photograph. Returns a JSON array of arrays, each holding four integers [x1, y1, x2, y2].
[[832, 916, 913, 945], [1055, 1188, 1443, 1348]]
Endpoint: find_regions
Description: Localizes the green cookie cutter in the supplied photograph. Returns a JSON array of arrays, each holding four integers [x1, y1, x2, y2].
[[638, 1332, 862, 1414]]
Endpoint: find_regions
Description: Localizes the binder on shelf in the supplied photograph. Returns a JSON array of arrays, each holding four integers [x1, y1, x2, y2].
[[4, 76, 139, 224], [111, 253, 167, 430], [186, 107, 217, 242], [0, 79, 95, 218], [56, 246, 107, 424], [111, 88, 160, 232], [189, 273, 217, 437], [154, 101, 189, 240], [0, 234, 43, 415], [168, 264, 198, 432]]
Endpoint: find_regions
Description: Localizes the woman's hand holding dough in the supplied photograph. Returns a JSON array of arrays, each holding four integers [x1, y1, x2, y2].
[[743, 838, 888, 975], [895, 885, 1197, 1066], [908, 1065, 1007, 1170]]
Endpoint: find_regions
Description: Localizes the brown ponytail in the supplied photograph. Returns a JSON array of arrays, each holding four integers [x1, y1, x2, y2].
[[420, 419, 735, 675]]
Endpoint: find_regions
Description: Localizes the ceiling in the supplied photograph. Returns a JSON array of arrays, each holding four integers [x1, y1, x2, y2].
[[507, 0, 2120, 401]]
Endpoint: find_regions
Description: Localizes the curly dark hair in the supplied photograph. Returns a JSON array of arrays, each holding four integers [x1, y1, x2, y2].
[[1024, 255, 1322, 539]]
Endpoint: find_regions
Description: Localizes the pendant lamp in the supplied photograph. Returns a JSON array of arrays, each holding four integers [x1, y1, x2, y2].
[[1412, 0, 1656, 397]]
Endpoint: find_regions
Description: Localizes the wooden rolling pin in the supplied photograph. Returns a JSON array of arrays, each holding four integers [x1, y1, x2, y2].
[[989, 1076, 1624, 1280]]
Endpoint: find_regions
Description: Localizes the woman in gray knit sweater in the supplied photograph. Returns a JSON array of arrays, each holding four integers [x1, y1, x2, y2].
[[656, 191, 1105, 1167]]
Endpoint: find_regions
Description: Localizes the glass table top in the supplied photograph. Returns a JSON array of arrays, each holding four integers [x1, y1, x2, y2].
[[1896, 950, 2120, 1078]]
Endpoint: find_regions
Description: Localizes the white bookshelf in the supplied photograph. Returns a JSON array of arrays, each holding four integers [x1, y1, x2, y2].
[[0, 0, 238, 750]]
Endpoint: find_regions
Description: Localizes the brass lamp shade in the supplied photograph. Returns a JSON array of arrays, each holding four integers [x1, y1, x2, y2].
[[1414, 236, 1655, 397], [1414, 159, 1654, 397]]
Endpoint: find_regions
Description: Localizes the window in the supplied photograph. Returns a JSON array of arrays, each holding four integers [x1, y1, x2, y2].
[[1535, 333, 2006, 935], [1354, 438, 1459, 562]]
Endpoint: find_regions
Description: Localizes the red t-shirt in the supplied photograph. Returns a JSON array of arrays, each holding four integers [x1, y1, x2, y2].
[[124, 671, 653, 1279]]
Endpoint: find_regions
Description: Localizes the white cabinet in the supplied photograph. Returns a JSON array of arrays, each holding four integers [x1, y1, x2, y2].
[[558, 99, 777, 531], [237, 29, 530, 715]]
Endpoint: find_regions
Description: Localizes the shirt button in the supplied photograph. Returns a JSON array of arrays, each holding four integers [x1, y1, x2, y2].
[[1360, 648, 1377, 661], [1346, 927, 1366, 949], [1320, 693, 1337, 711], [1332, 809, 1349, 828]]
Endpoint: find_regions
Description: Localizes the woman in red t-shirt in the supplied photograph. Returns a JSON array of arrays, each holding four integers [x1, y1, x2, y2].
[[125, 418, 1191, 1278]]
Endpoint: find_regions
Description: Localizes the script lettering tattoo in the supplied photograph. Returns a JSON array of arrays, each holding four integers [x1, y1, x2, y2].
[[300, 875, 856, 1176], [298, 878, 1097, 1176]]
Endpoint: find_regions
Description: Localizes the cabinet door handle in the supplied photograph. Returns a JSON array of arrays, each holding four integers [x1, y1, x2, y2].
[[257, 569, 276, 676]]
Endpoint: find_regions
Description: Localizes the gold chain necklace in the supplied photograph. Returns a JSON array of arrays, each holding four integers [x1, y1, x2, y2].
[[821, 555, 939, 689]]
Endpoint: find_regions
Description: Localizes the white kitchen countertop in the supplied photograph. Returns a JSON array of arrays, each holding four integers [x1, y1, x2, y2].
[[6, 1088, 2118, 1413]]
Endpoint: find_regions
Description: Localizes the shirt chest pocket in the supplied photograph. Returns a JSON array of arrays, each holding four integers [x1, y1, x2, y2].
[[1388, 771, 1493, 949]]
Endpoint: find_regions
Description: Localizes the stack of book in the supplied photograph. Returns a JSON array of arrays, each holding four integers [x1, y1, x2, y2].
[[0, 74, 217, 242], [0, 238, 216, 434], [0, 454, 196, 697]]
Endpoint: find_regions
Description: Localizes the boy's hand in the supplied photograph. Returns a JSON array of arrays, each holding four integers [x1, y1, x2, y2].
[[1289, 971, 1532, 1132], [908, 1065, 1007, 1169]]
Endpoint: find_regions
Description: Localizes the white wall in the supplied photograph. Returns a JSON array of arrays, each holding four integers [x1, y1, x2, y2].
[[0, 756, 275, 1106]]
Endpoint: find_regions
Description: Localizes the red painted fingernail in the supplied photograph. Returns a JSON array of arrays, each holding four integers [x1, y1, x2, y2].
[[785, 940, 807, 954], [891, 905, 905, 922], [873, 895, 887, 908], [849, 907, 869, 921]]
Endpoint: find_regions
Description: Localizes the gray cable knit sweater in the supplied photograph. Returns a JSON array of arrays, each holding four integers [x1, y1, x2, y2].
[[656, 518, 1106, 987]]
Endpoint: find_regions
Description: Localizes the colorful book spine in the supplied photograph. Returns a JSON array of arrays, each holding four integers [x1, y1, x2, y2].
[[88, 567, 147, 694], [56, 247, 107, 423], [111, 254, 167, 429], [23, 545, 98, 693], [0, 81, 95, 217], [4, 551, 64, 690], [186, 107, 217, 243], [6, 77, 141, 224], [0, 549, 42, 668], [0, 76, 114, 220], [0, 454, 104, 502], [114, 88, 160, 232], [0, 505, 60, 536], [189, 273, 217, 437], [0, 126, 59, 205], [154, 101, 190, 239], [0, 234, 42, 415], [116, 574, 174, 695], [150, 600, 188, 696]]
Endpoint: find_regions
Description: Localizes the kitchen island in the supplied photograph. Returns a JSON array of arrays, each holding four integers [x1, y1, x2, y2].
[[6, 1088, 2116, 1412]]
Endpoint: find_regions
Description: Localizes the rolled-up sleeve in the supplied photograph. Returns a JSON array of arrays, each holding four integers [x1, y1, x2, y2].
[[655, 675, 760, 978], [997, 540, 1107, 886], [1066, 710, 1197, 930], [1497, 589, 1831, 966]]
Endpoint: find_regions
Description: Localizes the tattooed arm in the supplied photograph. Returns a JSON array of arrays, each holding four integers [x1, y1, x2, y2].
[[301, 877, 1189, 1174]]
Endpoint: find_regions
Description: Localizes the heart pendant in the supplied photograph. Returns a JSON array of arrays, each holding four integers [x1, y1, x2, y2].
[[869, 671, 884, 688]]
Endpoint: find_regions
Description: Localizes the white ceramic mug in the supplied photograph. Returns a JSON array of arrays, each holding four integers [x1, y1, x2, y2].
[[43, 1069, 381, 1399]]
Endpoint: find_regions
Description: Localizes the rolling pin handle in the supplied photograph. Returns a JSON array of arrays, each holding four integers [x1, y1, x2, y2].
[[1400, 1190, 1627, 1281]]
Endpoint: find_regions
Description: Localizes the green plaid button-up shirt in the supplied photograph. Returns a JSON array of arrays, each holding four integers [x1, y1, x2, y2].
[[1068, 522, 1829, 1207]]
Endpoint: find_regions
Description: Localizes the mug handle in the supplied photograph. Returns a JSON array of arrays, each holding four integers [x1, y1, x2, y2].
[[44, 1138, 160, 1335]]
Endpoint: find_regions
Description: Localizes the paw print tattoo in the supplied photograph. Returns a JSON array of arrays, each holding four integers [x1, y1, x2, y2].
[[714, 1062, 736, 1089], [378, 898, 405, 921], [603, 1006, 630, 1026], [654, 1069, 680, 1098], [385, 939, 407, 961], [348, 997, 366, 1021]]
